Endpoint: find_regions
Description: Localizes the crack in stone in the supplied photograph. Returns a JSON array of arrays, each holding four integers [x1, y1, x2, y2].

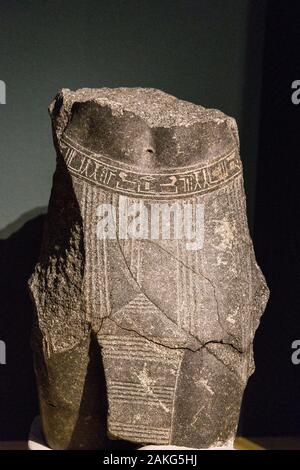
[[108, 315, 244, 355], [103, 231, 244, 361], [105, 317, 244, 383], [112, 231, 204, 346], [146, 239, 236, 344]]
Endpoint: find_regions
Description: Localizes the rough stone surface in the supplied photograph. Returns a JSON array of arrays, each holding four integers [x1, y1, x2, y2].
[[29, 87, 269, 449]]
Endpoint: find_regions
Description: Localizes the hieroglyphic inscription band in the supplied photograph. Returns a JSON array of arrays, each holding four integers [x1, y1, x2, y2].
[[61, 134, 242, 199]]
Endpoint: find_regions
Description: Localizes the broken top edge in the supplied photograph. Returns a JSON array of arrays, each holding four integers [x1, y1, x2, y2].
[[49, 87, 233, 129]]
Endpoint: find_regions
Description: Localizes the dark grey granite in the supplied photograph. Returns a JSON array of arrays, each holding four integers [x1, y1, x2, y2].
[[29, 88, 269, 449]]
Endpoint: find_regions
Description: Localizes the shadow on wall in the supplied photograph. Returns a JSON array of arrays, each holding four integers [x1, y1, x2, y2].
[[0, 210, 46, 440]]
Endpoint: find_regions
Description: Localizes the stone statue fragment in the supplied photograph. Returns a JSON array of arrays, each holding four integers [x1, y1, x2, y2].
[[29, 88, 269, 449]]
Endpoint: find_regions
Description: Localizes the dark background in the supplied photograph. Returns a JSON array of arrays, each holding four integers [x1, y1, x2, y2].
[[0, 0, 299, 441]]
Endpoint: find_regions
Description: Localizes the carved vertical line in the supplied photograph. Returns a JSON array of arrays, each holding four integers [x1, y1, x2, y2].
[[115, 194, 124, 257], [136, 240, 141, 285], [83, 182, 92, 323], [194, 245, 200, 336], [103, 192, 112, 316], [90, 185, 97, 322], [189, 200, 198, 335], [95, 188, 104, 320], [197, 197, 206, 337], [135, 200, 141, 285], [178, 243, 184, 330], [176, 238, 181, 325], [90, 184, 96, 322], [98, 190, 104, 320], [169, 353, 184, 444], [182, 240, 188, 332], [129, 198, 134, 279], [190, 201, 200, 337], [187, 249, 193, 335]]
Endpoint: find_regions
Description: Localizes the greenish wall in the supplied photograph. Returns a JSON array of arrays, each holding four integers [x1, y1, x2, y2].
[[0, 0, 265, 235]]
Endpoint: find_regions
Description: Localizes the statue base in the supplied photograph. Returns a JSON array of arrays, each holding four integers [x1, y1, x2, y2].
[[28, 416, 234, 450]]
